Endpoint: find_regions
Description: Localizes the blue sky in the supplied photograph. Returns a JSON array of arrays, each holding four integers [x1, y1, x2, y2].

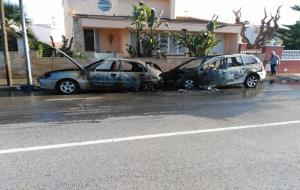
[[5, 0, 300, 33]]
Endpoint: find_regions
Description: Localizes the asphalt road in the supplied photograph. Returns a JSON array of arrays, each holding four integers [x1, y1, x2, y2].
[[0, 82, 300, 190]]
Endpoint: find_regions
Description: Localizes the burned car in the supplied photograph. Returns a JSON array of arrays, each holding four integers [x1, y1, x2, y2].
[[161, 54, 266, 89], [39, 51, 162, 94], [161, 56, 214, 89]]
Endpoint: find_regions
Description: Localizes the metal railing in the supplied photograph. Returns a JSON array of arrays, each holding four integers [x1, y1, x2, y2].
[[240, 49, 262, 54], [282, 50, 300, 60]]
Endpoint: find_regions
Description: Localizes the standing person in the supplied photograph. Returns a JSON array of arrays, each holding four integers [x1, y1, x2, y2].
[[270, 51, 281, 76]]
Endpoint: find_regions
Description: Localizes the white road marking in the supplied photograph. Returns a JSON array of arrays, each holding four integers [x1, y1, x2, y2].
[[0, 120, 299, 155], [44, 97, 104, 101]]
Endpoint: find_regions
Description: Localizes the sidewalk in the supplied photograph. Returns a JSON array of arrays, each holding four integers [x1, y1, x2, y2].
[[0, 79, 38, 91], [264, 74, 300, 84]]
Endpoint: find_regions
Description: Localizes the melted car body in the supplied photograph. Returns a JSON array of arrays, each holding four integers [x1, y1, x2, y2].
[[39, 52, 162, 94], [162, 54, 266, 89]]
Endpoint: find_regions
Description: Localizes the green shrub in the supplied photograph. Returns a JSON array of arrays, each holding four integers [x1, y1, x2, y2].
[[29, 40, 54, 57], [73, 51, 87, 59]]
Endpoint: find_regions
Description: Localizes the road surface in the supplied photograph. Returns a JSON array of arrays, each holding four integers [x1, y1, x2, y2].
[[0, 83, 300, 189]]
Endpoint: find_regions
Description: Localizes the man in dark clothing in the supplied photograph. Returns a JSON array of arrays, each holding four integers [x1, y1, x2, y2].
[[270, 51, 281, 76]]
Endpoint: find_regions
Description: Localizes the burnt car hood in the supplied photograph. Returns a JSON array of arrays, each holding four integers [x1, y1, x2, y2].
[[55, 49, 86, 71], [45, 68, 81, 74]]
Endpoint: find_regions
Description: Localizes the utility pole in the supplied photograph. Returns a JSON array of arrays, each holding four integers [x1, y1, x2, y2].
[[19, 0, 32, 86], [0, 0, 13, 86]]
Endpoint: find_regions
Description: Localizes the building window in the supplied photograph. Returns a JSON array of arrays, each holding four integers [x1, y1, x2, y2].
[[129, 32, 225, 55], [129, 32, 186, 55], [84, 29, 95, 51], [130, 32, 137, 48]]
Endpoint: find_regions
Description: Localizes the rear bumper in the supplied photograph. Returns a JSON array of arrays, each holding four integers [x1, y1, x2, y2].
[[257, 70, 267, 80]]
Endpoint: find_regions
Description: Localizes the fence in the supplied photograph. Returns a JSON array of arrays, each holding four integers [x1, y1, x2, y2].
[[240, 46, 300, 73], [281, 50, 300, 61], [0, 51, 192, 79], [240, 49, 262, 54]]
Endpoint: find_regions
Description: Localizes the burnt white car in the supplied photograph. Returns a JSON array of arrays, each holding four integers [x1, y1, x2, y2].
[[39, 52, 162, 94], [162, 54, 266, 89]]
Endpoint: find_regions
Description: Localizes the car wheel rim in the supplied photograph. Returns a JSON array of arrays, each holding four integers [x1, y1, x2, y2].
[[247, 76, 258, 87], [60, 81, 76, 94], [184, 80, 194, 89]]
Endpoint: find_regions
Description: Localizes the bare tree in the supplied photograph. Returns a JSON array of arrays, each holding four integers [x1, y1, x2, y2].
[[233, 6, 282, 49], [233, 8, 251, 45], [233, 8, 242, 24], [253, 6, 282, 48]]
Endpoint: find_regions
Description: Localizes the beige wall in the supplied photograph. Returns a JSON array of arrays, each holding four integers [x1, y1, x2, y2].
[[224, 33, 239, 54], [118, 0, 171, 17], [170, 0, 176, 19], [79, 17, 241, 54], [81, 17, 241, 33], [98, 29, 122, 53], [0, 51, 94, 79], [63, 0, 173, 37], [73, 18, 85, 51], [0, 52, 192, 79], [64, 0, 171, 17], [94, 29, 129, 54], [63, 0, 72, 39]]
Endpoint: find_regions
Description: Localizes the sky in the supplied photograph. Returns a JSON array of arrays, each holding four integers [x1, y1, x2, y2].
[[5, 0, 300, 33], [177, 0, 300, 25]]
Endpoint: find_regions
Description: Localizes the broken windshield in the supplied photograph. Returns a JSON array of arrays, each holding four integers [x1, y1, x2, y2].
[[177, 58, 207, 70]]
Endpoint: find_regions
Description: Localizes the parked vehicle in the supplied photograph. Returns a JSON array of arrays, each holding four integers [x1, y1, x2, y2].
[[161, 54, 266, 89], [160, 56, 216, 89], [38, 51, 162, 94]]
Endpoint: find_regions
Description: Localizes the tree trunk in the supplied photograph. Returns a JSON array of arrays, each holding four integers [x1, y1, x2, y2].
[[136, 31, 141, 57]]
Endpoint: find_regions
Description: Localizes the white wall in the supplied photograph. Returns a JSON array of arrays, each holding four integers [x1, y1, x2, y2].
[[31, 24, 62, 44]]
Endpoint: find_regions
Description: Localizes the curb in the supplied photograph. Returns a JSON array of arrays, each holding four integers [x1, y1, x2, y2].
[[0, 85, 40, 92], [0, 86, 19, 91], [263, 75, 300, 84]]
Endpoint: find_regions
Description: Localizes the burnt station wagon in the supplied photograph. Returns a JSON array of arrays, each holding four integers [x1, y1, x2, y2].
[[161, 54, 266, 89]]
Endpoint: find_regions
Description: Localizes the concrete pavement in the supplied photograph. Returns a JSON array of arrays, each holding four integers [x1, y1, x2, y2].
[[0, 83, 300, 189]]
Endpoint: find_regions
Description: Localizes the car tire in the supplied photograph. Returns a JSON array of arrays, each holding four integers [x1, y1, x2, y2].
[[244, 74, 259, 88], [182, 79, 195, 90], [141, 81, 157, 92], [56, 79, 80, 95]]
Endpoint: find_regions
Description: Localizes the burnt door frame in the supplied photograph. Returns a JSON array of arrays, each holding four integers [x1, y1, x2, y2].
[[119, 60, 147, 90], [223, 56, 246, 84], [87, 60, 121, 89]]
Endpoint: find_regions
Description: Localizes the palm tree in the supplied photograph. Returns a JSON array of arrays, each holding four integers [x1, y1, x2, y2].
[[129, 1, 147, 57], [292, 5, 300, 11], [171, 16, 220, 57], [128, 1, 168, 57], [4, 1, 21, 23], [278, 5, 300, 50], [0, 1, 35, 50]]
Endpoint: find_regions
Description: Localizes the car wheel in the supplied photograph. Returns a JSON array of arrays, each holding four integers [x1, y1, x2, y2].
[[183, 79, 195, 90], [142, 81, 157, 92], [56, 79, 79, 95], [244, 74, 259, 88]]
